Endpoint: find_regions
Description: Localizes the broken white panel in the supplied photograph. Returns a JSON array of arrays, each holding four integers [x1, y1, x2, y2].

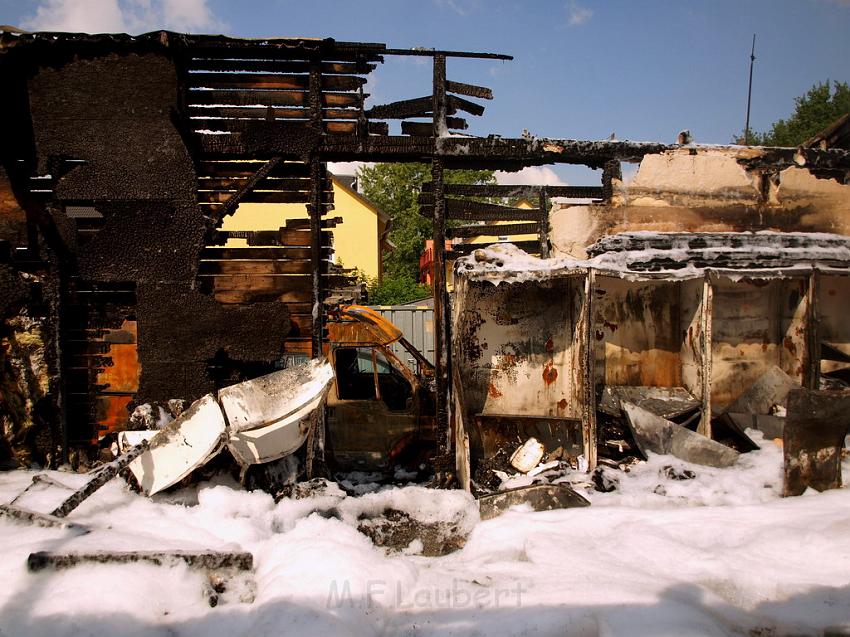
[[117, 430, 158, 453], [128, 394, 226, 496], [218, 358, 334, 433], [227, 393, 324, 466]]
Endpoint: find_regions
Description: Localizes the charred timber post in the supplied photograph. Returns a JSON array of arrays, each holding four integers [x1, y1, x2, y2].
[[602, 160, 622, 201], [49, 439, 150, 518], [309, 60, 324, 357], [806, 271, 820, 390], [431, 54, 451, 468], [538, 187, 549, 258]]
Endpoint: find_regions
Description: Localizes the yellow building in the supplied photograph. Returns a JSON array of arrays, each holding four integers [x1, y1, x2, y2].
[[221, 174, 393, 282]]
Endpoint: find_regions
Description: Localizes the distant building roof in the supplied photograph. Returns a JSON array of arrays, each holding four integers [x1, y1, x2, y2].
[[804, 113, 850, 151], [328, 173, 391, 224]]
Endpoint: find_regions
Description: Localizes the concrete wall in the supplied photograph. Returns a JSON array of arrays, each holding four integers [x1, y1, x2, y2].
[[550, 148, 850, 258]]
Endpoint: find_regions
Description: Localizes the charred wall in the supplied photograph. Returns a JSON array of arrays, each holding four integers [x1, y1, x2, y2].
[[2, 45, 292, 452]]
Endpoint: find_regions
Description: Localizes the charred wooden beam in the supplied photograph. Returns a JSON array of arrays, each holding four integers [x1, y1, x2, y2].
[[0, 504, 90, 534], [402, 118, 467, 136], [190, 59, 376, 74], [308, 156, 324, 357], [420, 199, 542, 222], [49, 440, 149, 518], [188, 90, 363, 108], [197, 176, 317, 191], [382, 47, 511, 60], [27, 550, 253, 572], [196, 161, 311, 177], [538, 187, 550, 258], [602, 159, 622, 200], [447, 222, 539, 238], [446, 95, 485, 117], [367, 96, 444, 120], [199, 191, 311, 205], [446, 80, 492, 100], [421, 183, 604, 199], [215, 156, 282, 220], [450, 240, 541, 256], [187, 73, 366, 92], [213, 228, 331, 247], [189, 106, 362, 120], [200, 247, 332, 260]]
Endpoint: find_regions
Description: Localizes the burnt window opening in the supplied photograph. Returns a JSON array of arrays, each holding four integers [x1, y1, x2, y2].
[[335, 347, 412, 411], [63, 202, 106, 246]]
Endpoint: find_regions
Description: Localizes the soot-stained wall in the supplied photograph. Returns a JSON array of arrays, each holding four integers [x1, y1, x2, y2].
[[25, 49, 291, 412]]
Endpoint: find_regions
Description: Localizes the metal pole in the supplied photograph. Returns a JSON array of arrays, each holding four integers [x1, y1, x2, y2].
[[744, 34, 756, 146]]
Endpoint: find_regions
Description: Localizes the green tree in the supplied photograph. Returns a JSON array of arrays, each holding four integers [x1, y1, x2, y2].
[[739, 80, 850, 146], [357, 163, 496, 283], [366, 273, 431, 306]]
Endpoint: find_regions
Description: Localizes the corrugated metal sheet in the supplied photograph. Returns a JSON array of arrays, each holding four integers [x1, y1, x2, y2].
[[368, 305, 435, 366]]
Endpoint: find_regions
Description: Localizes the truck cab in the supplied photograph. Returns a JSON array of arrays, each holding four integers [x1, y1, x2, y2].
[[325, 305, 436, 471]]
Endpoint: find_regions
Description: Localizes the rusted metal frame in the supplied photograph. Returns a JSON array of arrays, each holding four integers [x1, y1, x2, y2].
[[806, 269, 820, 390], [214, 157, 283, 221], [698, 274, 714, 438], [538, 186, 550, 258], [583, 269, 597, 470]]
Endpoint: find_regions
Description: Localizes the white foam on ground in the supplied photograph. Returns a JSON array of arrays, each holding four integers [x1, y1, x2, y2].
[[1, 436, 849, 636]]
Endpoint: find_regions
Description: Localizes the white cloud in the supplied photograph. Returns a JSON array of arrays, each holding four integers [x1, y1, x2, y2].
[[494, 166, 567, 187], [434, 0, 481, 16], [21, 0, 226, 34], [327, 162, 372, 177], [567, 1, 593, 27]]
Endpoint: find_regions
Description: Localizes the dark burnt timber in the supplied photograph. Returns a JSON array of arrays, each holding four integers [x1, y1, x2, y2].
[[27, 550, 254, 572], [420, 183, 605, 199]]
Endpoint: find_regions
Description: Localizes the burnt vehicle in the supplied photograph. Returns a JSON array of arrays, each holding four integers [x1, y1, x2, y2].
[[324, 305, 436, 471]]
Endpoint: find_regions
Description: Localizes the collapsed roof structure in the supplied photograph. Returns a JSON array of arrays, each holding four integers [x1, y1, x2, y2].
[[1, 29, 849, 485]]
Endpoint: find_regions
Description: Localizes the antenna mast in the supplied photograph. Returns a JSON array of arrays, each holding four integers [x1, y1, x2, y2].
[[744, 34, 756, 145]]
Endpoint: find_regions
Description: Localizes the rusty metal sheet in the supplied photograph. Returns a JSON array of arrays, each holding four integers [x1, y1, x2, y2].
[[599, 385, 700, 420], [622, 402, 739, 467], [723, 365, 798, 415], [783, 388, 850, 496]]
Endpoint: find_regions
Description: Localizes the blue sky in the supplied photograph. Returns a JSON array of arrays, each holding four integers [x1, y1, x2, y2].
[[2, 0, 848, 184]]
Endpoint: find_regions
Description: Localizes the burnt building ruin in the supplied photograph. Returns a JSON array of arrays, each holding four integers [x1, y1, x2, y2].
[[1, 29, 849, 475]]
